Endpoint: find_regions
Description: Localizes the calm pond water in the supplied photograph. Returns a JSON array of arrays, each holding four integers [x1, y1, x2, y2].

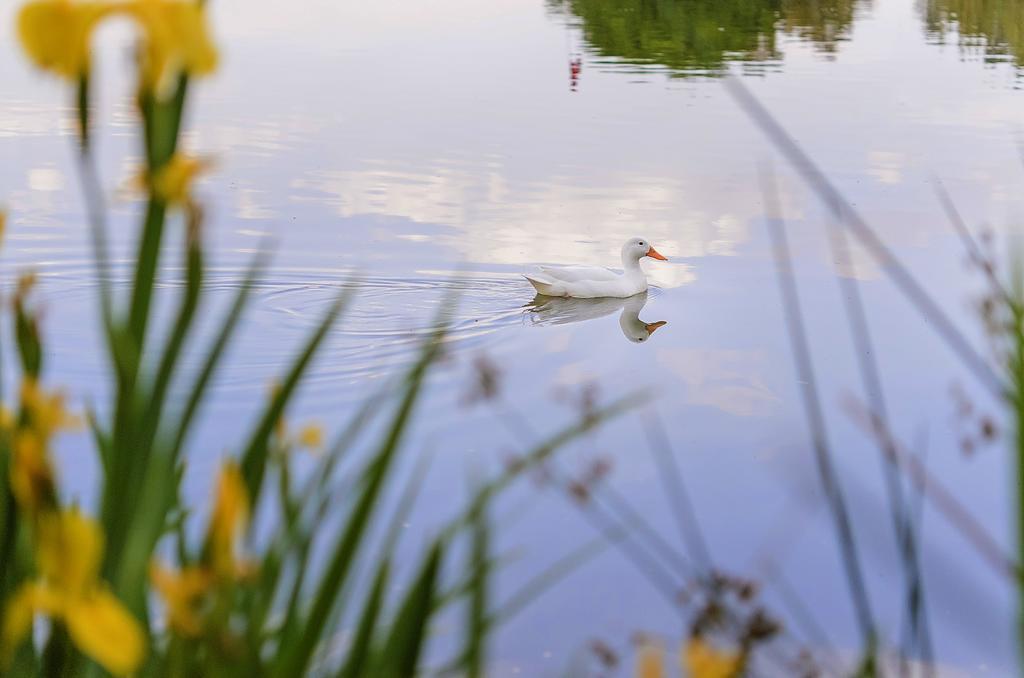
[[3, 0, 1024, 673]]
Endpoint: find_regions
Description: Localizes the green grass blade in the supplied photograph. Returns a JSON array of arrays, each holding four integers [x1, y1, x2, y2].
[[85, 406, 111, 479], [267, 388, 398, 634], [166, 252, 266, 461], [140, 220, 203, 452], [75, 73, 89, 151], [289, 446, 431, 650], [335, 559, 391, 678], [465, 496, 489, 678], [112, 446, 179, 621], [373, 540, 443, 677], [273, 327, 443, 676], [239, 290, 349, 501], [126, 84, 190, 353], [102, 248, 250, 575], [13, 296, 41, 378], [103, 227, 204, 571], [307, 382, 391, 499], [0, 436, 18, 595], [126, 197, 168, 360], [71, 88, 125, 387]]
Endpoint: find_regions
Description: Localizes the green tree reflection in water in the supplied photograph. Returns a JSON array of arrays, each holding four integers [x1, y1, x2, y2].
[[923, 0, 1024, 67], [548, 0, 869, 76], [781, 0, 863, 53]]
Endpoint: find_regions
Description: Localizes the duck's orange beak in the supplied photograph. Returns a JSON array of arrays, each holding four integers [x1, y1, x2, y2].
[[645, 321, 667, 334], [646, 246, 668, 261]]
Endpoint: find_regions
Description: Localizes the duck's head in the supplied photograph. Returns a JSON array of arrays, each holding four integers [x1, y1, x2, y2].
[[622, 237, 668, 263]]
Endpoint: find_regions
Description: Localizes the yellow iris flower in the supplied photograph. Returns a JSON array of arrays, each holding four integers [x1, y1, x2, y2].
[[9, 431, 56, 513], [8, 380, 77, 514], [681, 638, 744, 678], [207, 460, 249, 577], [17, 0, 217, 97], [149, 153, 213, 205], [1, 510, 146, 675], [125, 0, 218, 95], [16, 0, 112, 78], [151, 461, 251, 636], [149, 563, 212, 636], [20, 378, 79, 440], [635, 642, 665, 678], [633, 638, 744, 678], [297, 422, 325, 450]]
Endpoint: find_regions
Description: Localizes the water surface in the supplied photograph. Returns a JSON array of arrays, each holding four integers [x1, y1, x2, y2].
[[2, 0, 1024, 673]]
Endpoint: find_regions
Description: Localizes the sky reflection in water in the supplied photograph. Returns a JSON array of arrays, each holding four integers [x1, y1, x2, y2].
[[2, 0, 1024, 673]]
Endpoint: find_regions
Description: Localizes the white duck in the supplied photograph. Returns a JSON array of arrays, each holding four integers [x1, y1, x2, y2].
[[524, 237, 668, 298]]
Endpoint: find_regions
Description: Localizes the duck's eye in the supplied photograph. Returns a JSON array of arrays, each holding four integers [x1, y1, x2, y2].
[[638, 241, 644, 246]]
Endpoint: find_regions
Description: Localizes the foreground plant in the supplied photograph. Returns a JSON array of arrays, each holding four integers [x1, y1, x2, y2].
[[0, 2, 631, 675]]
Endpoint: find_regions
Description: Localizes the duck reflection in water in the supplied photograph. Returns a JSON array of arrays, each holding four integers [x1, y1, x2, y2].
[[525, 291, 667, 344]]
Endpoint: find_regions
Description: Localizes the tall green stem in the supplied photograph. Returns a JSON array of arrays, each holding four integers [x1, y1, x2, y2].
[[102, 79, 189, 579]]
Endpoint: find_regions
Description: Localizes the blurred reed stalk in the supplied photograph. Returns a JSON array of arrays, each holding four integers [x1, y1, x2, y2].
[[758, 164, 878, 670], [727, 74, 1024, 673]]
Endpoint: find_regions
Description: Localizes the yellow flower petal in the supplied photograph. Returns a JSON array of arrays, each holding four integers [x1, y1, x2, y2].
[[150, 562, 211, 636], [21, 379, 77, 439], [14, 272, 38, 302], [297, 423, 324, 449], [4, 506, 139, 673], [36, 509, 103, 595], [681, 638, 744, 678], [124, 0, 218, 96], [0, 583, 64, 666], [64, 589, 146, 675], [7, 379, 76, 514], [208, 460, 249, 576], [635, 642, 665, 678], [150, 153, 213, 205], [10, 431, 56, 512], [1, 585, 38, 666], [17, 0, 217, 96], [17, 0, 113, 78]]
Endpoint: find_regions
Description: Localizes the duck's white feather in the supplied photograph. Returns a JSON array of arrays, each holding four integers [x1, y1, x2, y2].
[[524, 238, 667, 299], [522, 273, 564, 297], [523, 271, 645, 298], [537, 265, 620, 283]]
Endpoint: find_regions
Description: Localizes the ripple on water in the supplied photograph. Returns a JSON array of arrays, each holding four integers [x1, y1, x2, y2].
[[215, 269, 535, 392], [21, 261, 656, 397], [14, 261, 539, 395]]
